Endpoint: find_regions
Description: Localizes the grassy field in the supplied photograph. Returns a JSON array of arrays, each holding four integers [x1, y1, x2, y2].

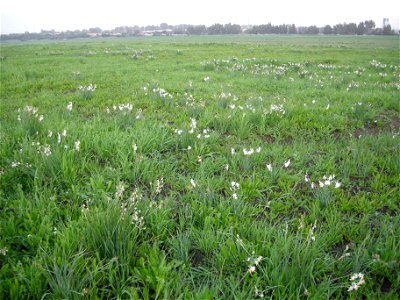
[[0, 35, 399, 299]]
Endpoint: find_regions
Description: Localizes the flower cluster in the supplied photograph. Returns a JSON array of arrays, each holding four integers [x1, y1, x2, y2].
[[348, 273, 365, 292], [144, 86, 173, 100], [116, 182, 145, 229], [246, 251, 263, 274], [174, 118, 212, 139], [230, 181, 240, 200], [78, 84, 96, 99], [74, 140, 80, 152], [0, 248, 8, 256], [305, 174, 341, 189], [243, 147, 261, 156], [308, 220, 317, 242], [78, 84, 96, 92], [154, 177, 164, 194], [265, 103, 285, 115], [11, 161, 32, 168], [17, 105, 44, 122]]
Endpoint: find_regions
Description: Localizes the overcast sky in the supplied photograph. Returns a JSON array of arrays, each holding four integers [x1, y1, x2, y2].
[[1, 0, 399, 34]]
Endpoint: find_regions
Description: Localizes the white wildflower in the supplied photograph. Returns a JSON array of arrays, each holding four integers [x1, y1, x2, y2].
[[0, 248, 8, 256], [283, 159, 291, 168], [266, 164, 272, 172], [74, 140, 80, 152], [115, 182, 125, 199], [190, 178, 197, 188], [67, 102, 73, 111], [243, 148, 254, 156], [348, 273, 365, 292], [42, 145, 51, 156]]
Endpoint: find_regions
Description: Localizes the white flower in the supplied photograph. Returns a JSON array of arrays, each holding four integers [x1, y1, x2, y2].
[[11, 161, 20, 168], [74, 140, 80, 152], [187, 146, 192, 150], [255, 147, 261, 153], [42, 145, 51, 156], [254, 256, 263, 266], [248, 265, 256, 274], [38, 115, 44, 122], [204, 76, 210, 82], [67, 102, 73, 111], [0, 248, 8, 256], [305, 173, 309, 182], [232, 193, 238, 200], [231, 148, 236, 155], [335, 181, 341, 188], [243, 148, 254, 156], [132, 143, 137, 153], [266, 164, 272, 172], [348, 273, 365, 292], [115, 182, 125, 199], [283, 159, 291, 168], [224, 164, 229, 171], [175, 129, 183, 135], [190, 179, 196, 188], [231, 181, 240, 190], [62, 129, 67, 136], [326, 104, 330, 109]]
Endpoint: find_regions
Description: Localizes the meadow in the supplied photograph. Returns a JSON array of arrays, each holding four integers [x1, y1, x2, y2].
[[0, 35, 399, 299]]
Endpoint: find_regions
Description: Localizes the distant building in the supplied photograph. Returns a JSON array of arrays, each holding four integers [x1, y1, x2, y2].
[[383, 18, 390, 28]]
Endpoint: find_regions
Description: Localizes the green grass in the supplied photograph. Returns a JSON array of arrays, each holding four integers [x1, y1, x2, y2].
[[1, 35, 399, 299]]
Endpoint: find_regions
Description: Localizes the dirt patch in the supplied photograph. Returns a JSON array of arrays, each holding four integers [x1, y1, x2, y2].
[[189, 249, 205, 267], [330, 237, 352, 258], [377, 205, 397, 217], [380, 277, 392, 294], [261, 134, 276, 143], [353, 110, 400, 139], [331, 129, 342, 142], [349, 176, 372, 196]]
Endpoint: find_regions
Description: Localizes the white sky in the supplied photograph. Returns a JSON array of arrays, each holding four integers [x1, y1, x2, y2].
[[1, 0, 399, 34]]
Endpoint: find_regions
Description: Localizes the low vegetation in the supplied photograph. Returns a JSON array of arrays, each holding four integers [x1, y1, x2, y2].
[[1, 35, 399, 299]]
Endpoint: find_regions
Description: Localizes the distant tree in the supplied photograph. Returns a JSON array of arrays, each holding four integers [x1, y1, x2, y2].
[[207, 23, 225, 34], [364, 20, 375, 34], [89, 27, 102, 34], [224, 23, 242, 34], [356, 22, 366, 35], [160, 23, 169, 30], [288, 24, 297, 34], [323, 25, 333, 34], [278, 24, 288, 34], [186, 25, 206, 35], [344, 23, 357, 34], [305, 26, 319, 34], [333, 24, 344, 34], [382, 24, 394, 35]]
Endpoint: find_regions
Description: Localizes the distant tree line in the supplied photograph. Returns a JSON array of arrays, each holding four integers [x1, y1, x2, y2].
[[1, 20, 397, 41]]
